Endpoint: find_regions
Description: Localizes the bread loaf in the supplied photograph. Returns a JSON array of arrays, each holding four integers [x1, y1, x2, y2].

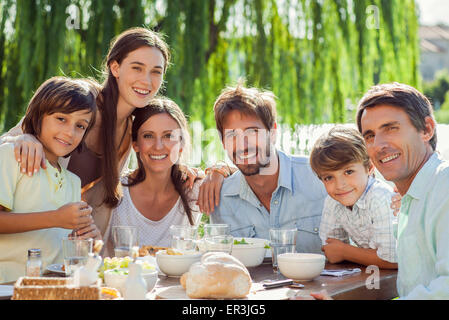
[[180, 252, 252, 299]]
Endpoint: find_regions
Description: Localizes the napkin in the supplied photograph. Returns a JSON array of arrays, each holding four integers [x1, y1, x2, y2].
[[320, 268, 361, 277]]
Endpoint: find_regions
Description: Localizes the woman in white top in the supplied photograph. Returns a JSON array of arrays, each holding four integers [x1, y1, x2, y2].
[[111, 97, 202, 247]]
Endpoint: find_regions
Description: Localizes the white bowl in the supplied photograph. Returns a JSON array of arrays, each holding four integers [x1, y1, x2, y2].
[[142, 269, 159, 291], [277, 253, 325, 281], [156, 250, 203, 277], [104, 267, 159, 295], [231, 238, 268, 267]]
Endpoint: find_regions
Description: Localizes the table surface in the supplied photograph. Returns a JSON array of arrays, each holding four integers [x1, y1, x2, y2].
[[4, 259, 398, 300], [150, 259, 398, 300]]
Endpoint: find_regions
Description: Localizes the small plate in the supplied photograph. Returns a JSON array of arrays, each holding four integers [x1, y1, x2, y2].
[[46, 263, 66, 275], [0, 285, 14, 300]]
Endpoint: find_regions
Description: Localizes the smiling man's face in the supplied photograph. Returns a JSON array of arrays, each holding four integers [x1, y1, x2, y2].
[[221, 110, 276, 176], [360, 104, 433, 192]]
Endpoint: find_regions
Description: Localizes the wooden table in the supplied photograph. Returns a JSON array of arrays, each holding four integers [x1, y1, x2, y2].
[[151, 259, 398, 300], [3, 259, 397, 300]]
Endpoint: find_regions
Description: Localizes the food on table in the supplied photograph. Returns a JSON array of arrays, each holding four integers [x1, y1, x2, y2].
[[233, 238, 249, 245], [234, 237, 270, 248], [108, 269, 129, 276], [160, 248, 200, 256], [277, 253, 325, 281], [156, 250, 203, 277], [230, 238, 268, 268], [139, 245, 168, 257], [180, 252, 252, 299], [93, 240, 104, 254], [166, 248, 183, 255], [100, 287, 121, 300], [98, 257, 155, 280]]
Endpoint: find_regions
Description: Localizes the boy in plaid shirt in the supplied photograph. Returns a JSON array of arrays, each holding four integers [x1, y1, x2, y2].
[[310, 126, 397, 269]]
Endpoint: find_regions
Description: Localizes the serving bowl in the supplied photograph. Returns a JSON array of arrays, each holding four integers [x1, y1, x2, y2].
[[230, 238, 268, 268], [277, 253, 325, 281], [156, 250, 203, 277], [103, 266, 159, 295]]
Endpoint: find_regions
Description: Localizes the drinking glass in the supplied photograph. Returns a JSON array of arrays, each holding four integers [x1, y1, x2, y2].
[[169, 225, 198, 251], [204, 235, 234, 254], [112, 226, 138, 257], [203, 224, 230, 237], [269, 228, 297, 274], [62, 237, 93, 276]]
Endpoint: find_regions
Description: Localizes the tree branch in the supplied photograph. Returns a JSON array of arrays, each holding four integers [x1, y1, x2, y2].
[[205, 0, 235, 62]]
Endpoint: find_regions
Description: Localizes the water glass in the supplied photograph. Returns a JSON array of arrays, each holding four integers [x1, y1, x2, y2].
[[112, 226, 138, 257], [169, 225, 198, 251], [62, 237, 93, 276], [203, 224, 230, 237], [204, 235, 234, 254], [269, 228, 297, 274]]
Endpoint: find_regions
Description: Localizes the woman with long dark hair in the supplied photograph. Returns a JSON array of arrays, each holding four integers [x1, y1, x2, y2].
[[0, 28, 202, 254], [111, 97, 202, 247]]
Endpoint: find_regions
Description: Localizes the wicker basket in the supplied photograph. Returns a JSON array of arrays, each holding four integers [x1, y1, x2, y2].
[[12, 277, 101, 300]]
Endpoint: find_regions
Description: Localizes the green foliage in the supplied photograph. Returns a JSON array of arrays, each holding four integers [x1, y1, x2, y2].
[[435, 91, 449, 124], [434, 109, 449, 124], [423, 70, 449, 109], [0, 0, 421, 135], [442, 91, 449, 111]]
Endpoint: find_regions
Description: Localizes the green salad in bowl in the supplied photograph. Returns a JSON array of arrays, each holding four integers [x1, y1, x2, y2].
[[98, 257, 156, 280], [233, 238, 270, 248]]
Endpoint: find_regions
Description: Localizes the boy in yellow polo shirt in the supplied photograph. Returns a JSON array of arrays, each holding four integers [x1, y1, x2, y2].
[[0, 77, 99, 283]]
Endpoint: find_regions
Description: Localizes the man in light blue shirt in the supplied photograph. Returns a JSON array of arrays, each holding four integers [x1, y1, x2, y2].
[[210, 84, 327, 253], [357, 82, 449, 299]]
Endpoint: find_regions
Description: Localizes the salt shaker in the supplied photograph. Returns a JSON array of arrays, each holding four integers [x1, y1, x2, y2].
[[124, 262, 147, 300], [26, 249, 42, 277]]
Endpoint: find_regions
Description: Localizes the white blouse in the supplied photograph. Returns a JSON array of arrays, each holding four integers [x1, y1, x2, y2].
[[111, 177, 202, 248]]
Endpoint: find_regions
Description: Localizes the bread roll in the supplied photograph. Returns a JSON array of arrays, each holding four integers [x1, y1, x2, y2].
[[180, 252, 252, 299]]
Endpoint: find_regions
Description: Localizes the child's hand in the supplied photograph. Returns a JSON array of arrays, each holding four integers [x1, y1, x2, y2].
[[55, 201, 93, 230], [12, 134, 47, 176], [321, 238, 346, 263], [390, 190, 402, 217]]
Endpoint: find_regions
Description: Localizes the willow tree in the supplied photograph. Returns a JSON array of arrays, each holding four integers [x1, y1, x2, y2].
[[0, 0, 421, 134], [0, 0, 13, 124]]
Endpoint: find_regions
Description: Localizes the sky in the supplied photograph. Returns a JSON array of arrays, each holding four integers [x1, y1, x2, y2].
[[416, 0, 449, 26]]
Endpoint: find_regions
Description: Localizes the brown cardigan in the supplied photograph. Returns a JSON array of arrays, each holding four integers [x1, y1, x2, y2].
[[81, 121, 133, 257]]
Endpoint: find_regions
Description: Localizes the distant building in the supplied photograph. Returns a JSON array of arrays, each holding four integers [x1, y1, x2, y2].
[[420, 25, 449, 81]]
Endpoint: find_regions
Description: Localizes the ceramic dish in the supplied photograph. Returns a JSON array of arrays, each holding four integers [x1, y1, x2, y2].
[[46, 263, 66, 275], [231, 238, 268, 267], [277, 253, 325, 281], [156, 250, 202, 277]]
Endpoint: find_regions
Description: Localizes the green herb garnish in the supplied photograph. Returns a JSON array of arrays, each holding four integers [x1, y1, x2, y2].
[[233, 238, 249, 245]]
